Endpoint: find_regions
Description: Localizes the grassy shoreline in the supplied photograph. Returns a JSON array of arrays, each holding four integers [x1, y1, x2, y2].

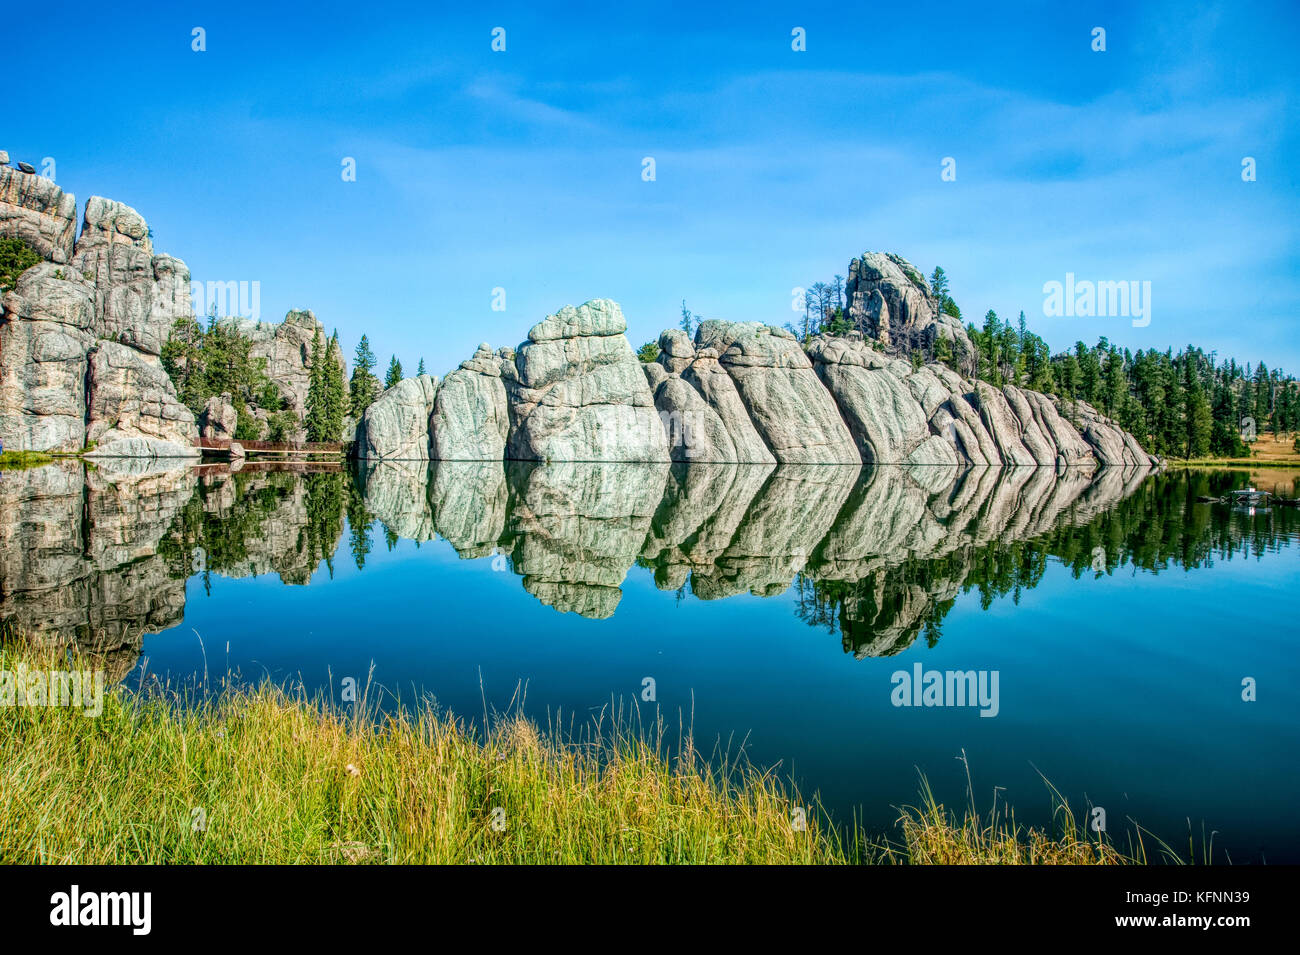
[[0, 647, 1130, 864]]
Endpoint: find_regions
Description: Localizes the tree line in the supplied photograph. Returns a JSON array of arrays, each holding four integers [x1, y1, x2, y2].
[[792, 264, 1297, 460]]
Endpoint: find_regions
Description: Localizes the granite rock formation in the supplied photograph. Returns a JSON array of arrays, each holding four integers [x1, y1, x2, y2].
[[354, 291, 1152, 469], [0, 159, 200, 457], [356, 374, 439, 461], [504, 300, 668, 462], [844, 251, 973, 361]]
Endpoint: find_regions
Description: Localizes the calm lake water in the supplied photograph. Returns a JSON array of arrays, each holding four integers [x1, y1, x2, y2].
[[2, 459, 1297, 862]]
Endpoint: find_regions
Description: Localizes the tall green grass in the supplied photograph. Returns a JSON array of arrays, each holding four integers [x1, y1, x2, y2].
[[0, 646, 1132, 865]]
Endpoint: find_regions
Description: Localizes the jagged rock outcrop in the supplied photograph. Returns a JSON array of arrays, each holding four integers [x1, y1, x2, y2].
[[0, 163, 77, 263], [0, 170, 204, 455], [351, 294, 1152, 468], [798, 330, 1155, 469], [844, 251, 972, 361], [70, 197, 191, 357], [1070, 399, 1154, 467], [808, 336, 937, 464], [356, 374, 439, 460], [644, 361, 738, 463], [504, 300, 668, 462], [694, 320, 858, 464], [430, 344, 510, 460]]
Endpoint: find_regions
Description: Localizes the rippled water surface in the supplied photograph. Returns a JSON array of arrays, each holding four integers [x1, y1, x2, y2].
[[2, 459, 1297, 861]]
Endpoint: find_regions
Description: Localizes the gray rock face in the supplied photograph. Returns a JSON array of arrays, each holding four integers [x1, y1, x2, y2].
[[0, 264, 96, 451], [969, 381, 1037, 465], [648, 372, 737, 463], [70, 197, 188, 357], [844, 252, 972, 363], [430, 345, 510, 460], [1068, 399, 1158, 466], [84, 342, 199, 458], [808, 337, 930, 463], [356, 374, 439, 460], [679, 350, 776, 464], [506, 300, 668, 462], [0, 163, 77, 264], [695, 320, 858, 464], [0, 190, 208, 455]]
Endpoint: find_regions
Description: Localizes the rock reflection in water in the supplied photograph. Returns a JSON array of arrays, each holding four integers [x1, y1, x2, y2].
[[11, 457, 1284, 683]]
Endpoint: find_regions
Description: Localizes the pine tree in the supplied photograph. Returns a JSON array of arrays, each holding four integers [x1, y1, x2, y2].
[[417, 357, 426, 376], [349, 334, 380, 418], [385, 355, 403, 389], [324, 331, 345, 439], [1182, 352, 1212, 458], [304, 328, 326, 441]]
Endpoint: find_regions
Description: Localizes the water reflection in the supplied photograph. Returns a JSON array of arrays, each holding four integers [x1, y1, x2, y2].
[[2, 458, 1296, 680]]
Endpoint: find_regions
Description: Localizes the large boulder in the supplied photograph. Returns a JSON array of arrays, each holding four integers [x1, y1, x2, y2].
[[83, 342, 199, 458], [694, 320, 858, 464], [0, 264, 96, 451], [199, 393, 238, 440], [430, 344, 510, 460], [505, 300, 668, 462], [0, 162, 77, 264], [356, 374, 439, 460]]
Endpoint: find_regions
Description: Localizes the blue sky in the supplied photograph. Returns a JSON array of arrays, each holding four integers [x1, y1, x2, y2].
[[8, 0, 1298, 375]]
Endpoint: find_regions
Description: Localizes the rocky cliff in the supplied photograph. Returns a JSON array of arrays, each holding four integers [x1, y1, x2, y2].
[[0, 159, 199, 457], [358, 297, 1156, 469]]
